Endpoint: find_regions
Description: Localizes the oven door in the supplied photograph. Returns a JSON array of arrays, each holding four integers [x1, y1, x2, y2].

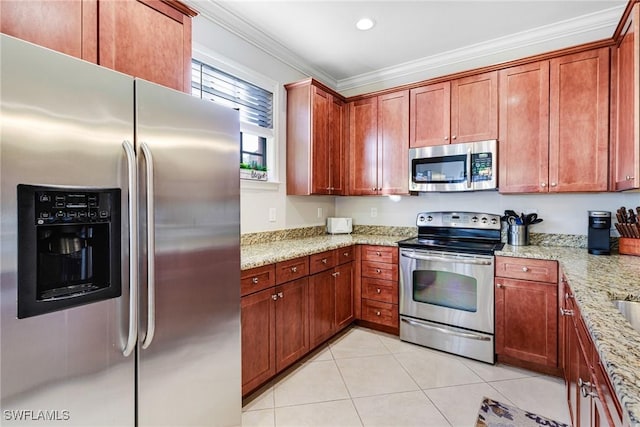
[[399, 248, 494, 334]]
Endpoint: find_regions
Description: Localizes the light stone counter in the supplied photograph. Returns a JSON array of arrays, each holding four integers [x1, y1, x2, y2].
[[241, 234, 405, 270], [497, 245, 640, 427]]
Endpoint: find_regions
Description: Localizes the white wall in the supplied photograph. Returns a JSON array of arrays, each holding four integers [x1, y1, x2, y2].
[[336, 192, 640, 236]]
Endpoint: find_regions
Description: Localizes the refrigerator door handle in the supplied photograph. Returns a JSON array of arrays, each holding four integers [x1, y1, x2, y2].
[[122, 140, 138, 357], [140, 142, 156, 350]]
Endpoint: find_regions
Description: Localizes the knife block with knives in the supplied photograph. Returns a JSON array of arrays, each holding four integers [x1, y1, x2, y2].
[[616, 206, 640, 256]]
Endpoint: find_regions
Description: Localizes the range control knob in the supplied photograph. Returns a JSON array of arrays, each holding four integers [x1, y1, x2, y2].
[[480, 217, 488, 224], [490, 218, 498, 224], [471, 216, 479, 223], [418, 214, 426, 223], [426, 215, 433, 222]]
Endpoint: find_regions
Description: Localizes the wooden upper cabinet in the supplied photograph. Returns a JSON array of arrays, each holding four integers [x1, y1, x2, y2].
[[1, 0, 196, 92], [98, 0, 195, 93], [451, 71, 499, 143], [410, 71, 497, 148], [613, 3, 640, 191], [0, 0, 97, 61], [549, 47, 610, 192], [377, 90, 409, 194], [499, 61, 550, 193], [349, 97, 379, 195], [285, 79, 345, 195], [349, 91, 409, 195], [410, 82, 450, 147]]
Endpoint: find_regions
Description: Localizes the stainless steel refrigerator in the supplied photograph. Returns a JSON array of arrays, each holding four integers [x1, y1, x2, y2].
[[0, 34, 241, 426]]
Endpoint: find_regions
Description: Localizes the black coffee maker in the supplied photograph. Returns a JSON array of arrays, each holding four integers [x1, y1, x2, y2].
[[588, 211, 611, 255]]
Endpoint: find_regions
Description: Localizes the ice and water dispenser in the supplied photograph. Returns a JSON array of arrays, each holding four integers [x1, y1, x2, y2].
[[17, 184, 121, 318]]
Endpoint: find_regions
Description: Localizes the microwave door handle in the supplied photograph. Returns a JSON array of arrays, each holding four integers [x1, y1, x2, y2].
[[122, 140, 138, 357], [466, 148, 472, 189], [401, 252, 492, 266]]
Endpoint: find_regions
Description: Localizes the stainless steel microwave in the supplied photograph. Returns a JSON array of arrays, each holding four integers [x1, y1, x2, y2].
[[408, 140, 498, 192]]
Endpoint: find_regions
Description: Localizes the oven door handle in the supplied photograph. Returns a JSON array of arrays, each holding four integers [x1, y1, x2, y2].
[[401, 252, 492, 266], [401, 318, 491, 341], [466, 147, 472, 189]]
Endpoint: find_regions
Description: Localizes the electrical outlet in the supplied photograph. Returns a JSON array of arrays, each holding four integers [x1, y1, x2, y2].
[[268, 208, 276, 222], [370, 207, 377, 218], [317, 207, 323, 219]]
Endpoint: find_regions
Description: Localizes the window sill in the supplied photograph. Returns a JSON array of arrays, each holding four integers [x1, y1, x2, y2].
[[241, 179, 281, 191]]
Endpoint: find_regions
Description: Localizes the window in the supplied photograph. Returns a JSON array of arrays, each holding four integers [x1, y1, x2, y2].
[[191, 59, 273, 174]]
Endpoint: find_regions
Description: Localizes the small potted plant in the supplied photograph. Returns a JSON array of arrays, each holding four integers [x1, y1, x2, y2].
[[240, 162, 268, 181]]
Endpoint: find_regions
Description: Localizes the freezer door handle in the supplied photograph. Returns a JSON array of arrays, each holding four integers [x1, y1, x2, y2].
[[140, 142, 156, 350], [122, 140, 138, 357]]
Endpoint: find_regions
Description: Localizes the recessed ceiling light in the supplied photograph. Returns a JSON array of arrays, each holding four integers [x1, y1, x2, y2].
[[356, 17, 375, 31]]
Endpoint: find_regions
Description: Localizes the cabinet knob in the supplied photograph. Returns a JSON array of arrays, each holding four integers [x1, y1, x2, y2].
[[565, 293, 573, 300], [560, 308, 574, 316], [452, 135, 457, 140], [291, 266, 297, 273], [626, 175, 635, 180], [322, 258, 327, 264], [375, 311, 381, 316], [376, 288, 381, 294], [376, 269, 381, 273], [272, 294, 278, 301], [343, 252, 349, 257], [540, 182, 547, 188], [332, 272, 340, 277], [277, 292, 284, 299], [376, 251, 381, 256], [550, 182, 557, 187], [522, 267, 529, 272], [252, 277, 259, 284], [371, 188, 377, 191], [496, 283, 503, 288], [378, 187, 382, 191]]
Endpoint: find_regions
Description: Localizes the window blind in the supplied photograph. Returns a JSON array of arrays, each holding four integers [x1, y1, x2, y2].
[[191, 59, 273, 129]]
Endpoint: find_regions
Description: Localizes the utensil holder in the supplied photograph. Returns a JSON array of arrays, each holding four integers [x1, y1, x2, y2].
[[619, 237, 640, 256], [508, 224, 529, 246]]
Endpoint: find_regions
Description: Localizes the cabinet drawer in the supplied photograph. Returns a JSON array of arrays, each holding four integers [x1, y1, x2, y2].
[[309, 250, 337, 274], [362, 278, 398, 304], [362, 261, 398, 281], [335, 246, 354, 265], [361, 299, 398, 328], [361, 245, 398, 264], [276, 256, 309, 285], [241, 264, 276, 296], [495, 256, 558, 283]]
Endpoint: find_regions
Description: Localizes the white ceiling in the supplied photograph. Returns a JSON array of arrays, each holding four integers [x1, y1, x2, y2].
[[189, 1, 627, 94]]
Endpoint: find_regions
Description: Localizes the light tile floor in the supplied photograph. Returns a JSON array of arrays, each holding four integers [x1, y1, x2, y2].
[[242, 326, 571, 427]]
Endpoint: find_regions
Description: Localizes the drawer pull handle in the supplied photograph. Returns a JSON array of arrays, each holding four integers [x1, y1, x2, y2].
[[376, 269, 381, 273], [252, 277, 259, 284], [376, 288, 381, 294], [332, 272, 340, 277], [560, 308, 574, 316], [344, 252, 349, 257], [626, 175, 635, 181], [291, 266, 297, 273], [522, 267, 529, 272], [322, 258, 327, 264], [375, 311, 381, 316], [376, 251, 381, 256]]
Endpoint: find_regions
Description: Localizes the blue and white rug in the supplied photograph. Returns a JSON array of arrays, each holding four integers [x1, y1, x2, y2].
[[476, 397, 569, 427]]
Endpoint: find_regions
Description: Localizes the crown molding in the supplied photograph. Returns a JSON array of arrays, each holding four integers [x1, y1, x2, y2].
[[187, 0, 338, 89], [337, 5, 625, 93], [188, 1, 624, 96]]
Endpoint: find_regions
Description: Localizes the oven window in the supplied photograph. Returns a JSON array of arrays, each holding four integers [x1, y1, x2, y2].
[[412, 270, 477, 312]]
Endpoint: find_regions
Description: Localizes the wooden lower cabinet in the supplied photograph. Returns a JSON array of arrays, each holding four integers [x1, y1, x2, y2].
[[241, 287, 275, 396], [358, 245, 399, 334], [334, 262, 354, 330], [562, 282, 623, 427], [494, 256, 560, 374], [274, 277, 309, 372]]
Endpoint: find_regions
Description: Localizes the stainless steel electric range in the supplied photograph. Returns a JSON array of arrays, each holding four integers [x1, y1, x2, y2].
[[397, 211, 504, 364]]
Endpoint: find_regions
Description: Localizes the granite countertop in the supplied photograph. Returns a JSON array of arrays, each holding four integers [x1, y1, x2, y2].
[[240, 234, 640, 426], [497, 245, 640, 427], [241, 234, 405, 270]]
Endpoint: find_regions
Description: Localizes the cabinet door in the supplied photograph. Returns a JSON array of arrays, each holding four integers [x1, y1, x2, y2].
[[549, 48, 610, 192], [275, 277, 309, 372], [410, 82, 451, 147], [450, 71, 498, 143], [498, 61, 550, 193], [613, 4, 640, 191], [495, 278, 558, 367], [565, 304, 580, 426], [349, 98, 379, 195], [311, 87, 331, 194], [329, 96, 346, 194], [378, 90, 409, 194], [309, 270, 335, 348], [334, 263, 354, 330], [98, 0, 193, 92], [241, 288, 276, 396]]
